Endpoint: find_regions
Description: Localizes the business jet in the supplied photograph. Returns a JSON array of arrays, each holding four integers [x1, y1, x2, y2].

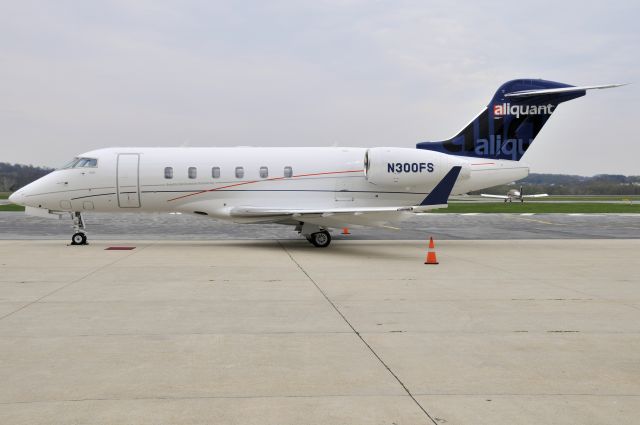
[[481, 186, 548, 203], [9, 79, 622, 247]]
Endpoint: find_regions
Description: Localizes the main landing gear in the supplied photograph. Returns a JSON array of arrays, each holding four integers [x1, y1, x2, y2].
[[297, 222, 332, 248], [306, 230, 332, 248], [70, 211, 88, 245]]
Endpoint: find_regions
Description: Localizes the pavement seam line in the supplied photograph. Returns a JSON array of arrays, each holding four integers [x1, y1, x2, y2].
[[470, 248, 640, 314], [432, 245, 640, 320], [278, 240, 438, 425], [0, 393, 414, 406], [534, 279, 640, 313], [0, 242, 153, 322], [3, 392, 640, 407]]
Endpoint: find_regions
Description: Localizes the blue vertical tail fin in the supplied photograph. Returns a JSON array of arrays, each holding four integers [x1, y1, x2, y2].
[[416, 79, 622, 161]]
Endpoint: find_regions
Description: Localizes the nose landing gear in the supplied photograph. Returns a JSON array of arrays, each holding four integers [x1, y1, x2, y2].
[[70, 211, 88, 245]]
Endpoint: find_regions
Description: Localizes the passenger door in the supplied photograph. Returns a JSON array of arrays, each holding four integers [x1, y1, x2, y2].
[[117, 153, 141, 208]]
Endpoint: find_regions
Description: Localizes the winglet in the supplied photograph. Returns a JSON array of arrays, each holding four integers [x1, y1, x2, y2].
[[418, 166, 462, 207]]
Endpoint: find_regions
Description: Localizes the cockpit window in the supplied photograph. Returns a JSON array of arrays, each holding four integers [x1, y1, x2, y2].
[[62, 158, 81, 169], [62, 157, 98, 169]]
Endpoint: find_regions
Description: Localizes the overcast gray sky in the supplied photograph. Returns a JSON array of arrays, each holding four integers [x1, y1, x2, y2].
[[1, 0, 638, 175]]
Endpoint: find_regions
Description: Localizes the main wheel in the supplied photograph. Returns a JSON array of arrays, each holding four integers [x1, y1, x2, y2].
[[71, 232, 87, 245], [310, 231, 331, 248]]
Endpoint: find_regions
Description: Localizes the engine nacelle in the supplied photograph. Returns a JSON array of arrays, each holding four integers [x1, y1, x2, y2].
[[364, 147, 469, 187]]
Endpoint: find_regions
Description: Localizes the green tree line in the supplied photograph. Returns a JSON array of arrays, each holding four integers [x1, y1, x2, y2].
[[0, 163, 53, 192], [471, 174, 640, 196]]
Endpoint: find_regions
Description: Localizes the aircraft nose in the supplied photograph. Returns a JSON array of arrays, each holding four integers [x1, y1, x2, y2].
[[8, 191, 21, 205], [9, 175, 58, 209], [9, 190, 28, 206]]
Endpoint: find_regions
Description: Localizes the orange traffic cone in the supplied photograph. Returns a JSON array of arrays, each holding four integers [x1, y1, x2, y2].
[[424, 237, 438, 265], [342, 227, 351, 235]]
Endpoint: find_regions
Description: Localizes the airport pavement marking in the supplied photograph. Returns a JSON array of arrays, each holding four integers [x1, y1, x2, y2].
[[0, 242, 152, 322], [445, 239, 640, 317], [509, 216, 563, 226], [537, 276, 640, 315], [277, 240, 439, 425]]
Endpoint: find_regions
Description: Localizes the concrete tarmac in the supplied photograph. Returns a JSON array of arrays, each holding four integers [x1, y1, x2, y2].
[[1, 239, 639, 424]]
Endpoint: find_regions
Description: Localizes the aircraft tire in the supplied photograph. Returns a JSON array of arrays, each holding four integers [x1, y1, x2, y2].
[[310, 231, 331, 248], [71, 232, 87, 245]]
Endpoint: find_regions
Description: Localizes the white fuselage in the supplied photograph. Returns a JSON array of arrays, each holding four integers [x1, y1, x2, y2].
[[11, 147, 528, 220]]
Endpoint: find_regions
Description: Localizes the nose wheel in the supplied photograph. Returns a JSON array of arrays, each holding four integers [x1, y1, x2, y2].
[[70, 211, 88, 245], [71, 232, 87, 245]]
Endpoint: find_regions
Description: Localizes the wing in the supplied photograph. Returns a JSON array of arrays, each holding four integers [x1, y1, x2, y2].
[[480, 194, 509, 199], [522, 193, 548, 198], [229, 206, 414, 228], [229, 166, 462, 228]]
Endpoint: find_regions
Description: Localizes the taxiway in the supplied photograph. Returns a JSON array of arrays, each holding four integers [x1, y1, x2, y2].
[[0, 211, 639, 240]]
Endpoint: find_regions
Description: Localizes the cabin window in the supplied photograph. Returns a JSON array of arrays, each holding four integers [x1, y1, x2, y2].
[[284, 166, 293, 178], [164, 167, 173, 179], [235, 166, 244, 179], [188, 167, 197, 179], [212, 167, 220, 179], [259, 166, 268, 178]]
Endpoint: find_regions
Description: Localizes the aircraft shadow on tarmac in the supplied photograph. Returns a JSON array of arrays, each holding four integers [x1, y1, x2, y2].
[[151, 239, 418, 261]]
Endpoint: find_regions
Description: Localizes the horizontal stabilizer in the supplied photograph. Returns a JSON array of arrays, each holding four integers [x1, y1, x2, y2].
[[505, 83, 626, 98]]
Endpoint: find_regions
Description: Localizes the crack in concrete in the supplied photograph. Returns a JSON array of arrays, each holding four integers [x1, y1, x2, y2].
[[278, 240, 438, 425], [0, 243, 153, 322]]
